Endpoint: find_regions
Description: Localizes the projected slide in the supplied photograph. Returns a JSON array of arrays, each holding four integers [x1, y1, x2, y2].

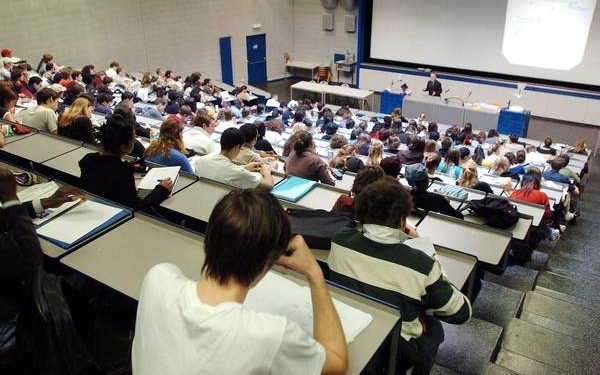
[[502, 0, 597, 70]]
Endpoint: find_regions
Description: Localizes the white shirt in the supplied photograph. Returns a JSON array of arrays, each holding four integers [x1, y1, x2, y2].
[[132, 264, 325, 375], [194, 153, 261, 189], [215, 119, 238, 133], [265, 98, 280, 108], [183, 127, 220, 155], [105, 67, 118, 78]]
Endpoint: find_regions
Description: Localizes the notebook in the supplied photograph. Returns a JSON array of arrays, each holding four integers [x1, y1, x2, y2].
[[272, 176, 317, 202], [36, 200, 131, 249], [245, 271, 373, 343]]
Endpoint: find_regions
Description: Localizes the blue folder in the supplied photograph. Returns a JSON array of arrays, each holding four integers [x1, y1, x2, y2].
[[272, 176, 318, 202]]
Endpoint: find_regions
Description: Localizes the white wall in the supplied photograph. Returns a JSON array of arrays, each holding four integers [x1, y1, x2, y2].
[[1, 0, 294, 83], [291, 0, 358, 83]]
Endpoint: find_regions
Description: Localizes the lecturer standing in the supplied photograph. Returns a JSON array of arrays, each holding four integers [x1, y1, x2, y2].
[[424, 72, 442, 96]]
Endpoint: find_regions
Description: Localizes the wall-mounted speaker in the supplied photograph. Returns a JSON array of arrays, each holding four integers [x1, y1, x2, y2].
[[341, 0, 358, 11], [344, 15, 356, 33], [322, 14, 334, 31], [321, 0, 338, 9]]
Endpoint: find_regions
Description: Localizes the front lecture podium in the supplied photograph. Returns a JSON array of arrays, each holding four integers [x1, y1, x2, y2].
[[380, 90, 405, 113]]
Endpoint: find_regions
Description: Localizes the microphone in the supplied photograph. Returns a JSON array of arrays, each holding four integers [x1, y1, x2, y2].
[[507, 99, 511, 109], [444, 89, 450, 93], [463, 91, 472, 107]]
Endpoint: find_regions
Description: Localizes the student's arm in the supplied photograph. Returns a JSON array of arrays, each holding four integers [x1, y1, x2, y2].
[[258, 164, 274, 189], [318, 161, 336, 186], [277, 236, 348, 375]]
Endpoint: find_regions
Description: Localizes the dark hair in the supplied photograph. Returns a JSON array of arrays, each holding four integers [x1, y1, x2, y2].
[[255, 120, 266, 138], [97, 92, 113, 105], [459, 147, 470, 160], [345, 119, 355, 130], [543, 137, 552, 147], [351, 165, 385, 195], [509, 133, 519, 143], [35, 87, 58, 104], [428, 122, 438, 132], [239, 123, 258, 144], [220, 127, 245, 150], [293, 131, 313, 155], [408, 135, 426, 152], [558, 153, 570, 166], [110, 102, 137, 124], [28, 76, 43, 86], [516, 150, 526, 163], [549, 158, 565, 171], [504, 151, 516, 164], [97, 117, 134, 154], [121, 91, 134, 102], [379, 156, 401, 178], [203, 189, 291, 287], [488, 129, 499, 137], [329, 134, 347, 149], [355, 177, 412, 228]]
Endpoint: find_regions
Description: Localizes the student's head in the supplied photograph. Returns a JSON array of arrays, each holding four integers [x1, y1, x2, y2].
[[155, 97, 167, 111], [408, 135, 426, 153], [387, 136, 401, 151], [445, 148, 461, 166], [491, 156, 510, 175], [404, 163, 429, 192], [459, 147, 470, 161], [203, 189, 292, 287], [35, 87, 59, 109], [355, 177, 412, 229], [351, 165, 385, 196], [549, 157, 565, 171], [543, 137, 553, 148], [109, 61, 120, 69], [97, 117, 135, 155], [220, 127, 245, 151], [111, 102, 137, 124], [518, 167, 542, 194], [440, 137, 452, 151], [459, 160, 479, 188], [516, 150, 526, 164], [239, 123, 259, 145], [121, 91, 135, 103], [379, 156, 401, 178], [97, 92, 113, 106], [504, 151, 516, 165], [293, 131, 313, 155], [488, 128, 499, 138], [0, 82, 18, 108], [558, 153, 570, 167], [329, 134, 347, 149], [509, 133, 519, 143]]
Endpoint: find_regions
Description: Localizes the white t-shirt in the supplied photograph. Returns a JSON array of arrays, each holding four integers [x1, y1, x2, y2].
[[194, 153, 261, 189], [132, 264, 325, 375], [183, 127, 220, 155], [14, 105, 58, 133]]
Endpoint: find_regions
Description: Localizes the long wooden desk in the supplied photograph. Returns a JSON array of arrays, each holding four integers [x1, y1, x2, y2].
[[0, 132, 82, 164], [42, 146, 98, 178], [60, 214, 400, 375], [415, 212, 512, 267], [290, 81, 374, 110], [286, 61, 320, 78]]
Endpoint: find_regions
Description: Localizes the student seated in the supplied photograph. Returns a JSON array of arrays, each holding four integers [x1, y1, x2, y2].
[[285, 131, 335, 186], [328, 178, 471, 374], [437, 149, 462, 180], [183, 113, 220, 155], [537, 137, 557, 155], [397, 135, 425, 165], [406, 163, 464, 219], [144, 118, 194, 174], [14, 88, 59, 134], [331, 165, 385, 218], [235, 123, 276, 167], [57, 97, 96, 144], [194, 127, 274, 189], [132, 189, 348, 375], [79, 117, 173, 210], [458, 160, 493, 194]]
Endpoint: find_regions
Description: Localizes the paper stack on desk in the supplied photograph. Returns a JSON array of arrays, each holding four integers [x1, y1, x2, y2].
[[17, 181, 80, 226], [245, 271, 373, 343]]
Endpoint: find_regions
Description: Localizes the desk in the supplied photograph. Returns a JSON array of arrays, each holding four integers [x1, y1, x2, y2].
[[402, 96, 500, 129], [290, 81, 374, 110], [335, 60, 356, 85], [160, 178, 231, 222], [0, 133, 82, 164], [286, 61, 320, 78], [5, 132, 36, 144], [289, 184, 347, 211], [61, 214, 400, 375], [416, 212, 512, 267], [42, 146, 98, 178]]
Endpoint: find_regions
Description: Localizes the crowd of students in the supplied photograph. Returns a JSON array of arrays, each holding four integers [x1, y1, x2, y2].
[[0, 48, 590, 374]]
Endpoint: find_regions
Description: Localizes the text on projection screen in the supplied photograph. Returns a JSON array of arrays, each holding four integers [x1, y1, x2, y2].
[[502, 0, 596, 70]]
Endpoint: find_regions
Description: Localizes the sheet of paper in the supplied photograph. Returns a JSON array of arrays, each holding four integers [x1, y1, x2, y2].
[[36, 200, 123, 245], [16, 182, 80, 225], [137, 166, 180, 190], [245, 272, 373, 343]]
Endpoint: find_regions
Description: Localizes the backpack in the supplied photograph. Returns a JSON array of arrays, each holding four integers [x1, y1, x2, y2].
[[286, 208, 356, 250], [17, 268, 103, 375], [461, 197, 520, 229]]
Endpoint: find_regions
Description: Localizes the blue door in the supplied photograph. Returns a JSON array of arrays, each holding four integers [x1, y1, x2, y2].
[[246, 34, 267, 84], [219, 36, 233, 85]]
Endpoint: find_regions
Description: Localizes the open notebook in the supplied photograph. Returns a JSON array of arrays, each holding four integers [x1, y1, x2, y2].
[[245, 271, 373, 343], [36, 200, 131, 249]]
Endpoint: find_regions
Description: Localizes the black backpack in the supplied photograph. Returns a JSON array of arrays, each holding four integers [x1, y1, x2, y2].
[[462, 197, 520, 230], [17, 268, 103, 375], [286, 208, 356, 250]]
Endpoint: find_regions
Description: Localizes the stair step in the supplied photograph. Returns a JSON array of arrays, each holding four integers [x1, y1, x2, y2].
[[484, 265, 538, 292], [482, 362, 521, 375], [546, 252, 600, 283], [501, 318, 597, 374], [495, 349, 565, 375], [536, 271, 600, 305], [430, 363, 460, 375], [521, 292, 600, 340], [523, 250, 549, 271], [473, 280, 524, 327], [435, 318, 503, 375]]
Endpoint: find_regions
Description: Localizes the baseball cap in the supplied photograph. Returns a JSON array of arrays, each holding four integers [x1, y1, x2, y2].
[[404, 163, 428, 184], [1, 49, 12, 57], [50, 83, 67, 93]]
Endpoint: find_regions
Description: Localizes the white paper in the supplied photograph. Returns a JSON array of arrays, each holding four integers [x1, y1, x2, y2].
[[36, 200, 123, 245], [137, 166, 180, 190], [16, 182, 80, 225], [245, 272, 373, 343]]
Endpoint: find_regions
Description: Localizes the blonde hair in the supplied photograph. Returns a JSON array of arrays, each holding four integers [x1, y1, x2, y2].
[[366, 139, 383, 166], [291, 122, 308, 134], [490, 156, 510, 175], [58, 97, 90, 127], [459, 160, 479, 188], [328, 145, 356, 169], [145, 118, 186, 158]]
